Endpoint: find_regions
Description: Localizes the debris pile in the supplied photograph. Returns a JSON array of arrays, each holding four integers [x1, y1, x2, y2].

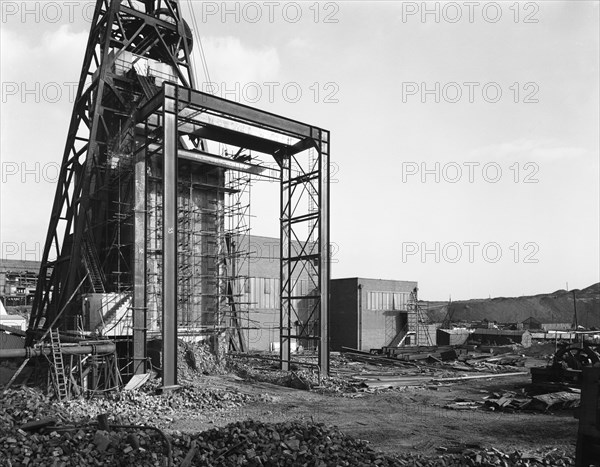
[[1, 422, 170, 467], [457, 351, 527, 370], [1, 382, 254, 432], [228, 356, 349, 393], [445, 387, 581, 413], [0, 415, 576, 466], [484, 389, 581, 412], [177, 341, 226, 381], [342, 345, 528, 375], [394, 446, 575, 466], [172, 420, 399, 466]]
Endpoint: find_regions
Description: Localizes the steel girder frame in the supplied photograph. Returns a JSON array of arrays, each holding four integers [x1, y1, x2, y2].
[[135, 85, 331, 376], [161, 83, 179, 388], [27, 0, 196, 363], [280, 134, 330, 374]]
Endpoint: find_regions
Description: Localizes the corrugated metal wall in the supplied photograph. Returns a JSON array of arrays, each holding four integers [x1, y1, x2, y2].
[[242, 277, 311, 310]]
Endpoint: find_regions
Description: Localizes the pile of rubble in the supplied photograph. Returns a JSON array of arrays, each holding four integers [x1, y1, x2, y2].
[[1, 422, 168, 467], [394, 447, 575, 466], [227, 356, 350, 393], [1, 414, 576, 466], [172, 420, 399, 466], [177, 341, 227, 382], [1, 381, 254, 432]]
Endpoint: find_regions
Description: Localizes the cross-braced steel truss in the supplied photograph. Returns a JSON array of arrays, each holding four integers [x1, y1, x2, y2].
[[28, 0, 196, 342]]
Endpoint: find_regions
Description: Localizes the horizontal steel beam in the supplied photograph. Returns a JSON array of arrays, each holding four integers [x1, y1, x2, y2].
[[189, 124, 287, 155], [176, 86, 316, 139], [147, 143, 266, 175]]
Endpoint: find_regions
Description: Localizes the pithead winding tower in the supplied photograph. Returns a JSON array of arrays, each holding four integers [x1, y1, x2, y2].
[[27, 0, 330, 390]]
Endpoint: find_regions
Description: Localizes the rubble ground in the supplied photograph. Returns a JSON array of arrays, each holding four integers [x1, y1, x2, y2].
[[0, 344, 579, 466]]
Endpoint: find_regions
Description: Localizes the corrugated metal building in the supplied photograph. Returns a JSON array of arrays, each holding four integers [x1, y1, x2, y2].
[[235, 235, 313, 352]]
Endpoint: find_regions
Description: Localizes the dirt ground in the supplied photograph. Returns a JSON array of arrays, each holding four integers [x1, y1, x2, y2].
[[0, 341, 578, 463], [168, 372, 577, 458]]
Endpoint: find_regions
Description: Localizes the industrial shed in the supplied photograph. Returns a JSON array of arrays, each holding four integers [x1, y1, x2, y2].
[[330, 278, 424, 352]]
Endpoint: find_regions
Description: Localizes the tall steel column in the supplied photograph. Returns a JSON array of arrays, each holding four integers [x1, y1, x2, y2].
[[279, 132, 330, 375], [132, 142, 147, 375], [162, 83, 178, 388], [319, 131, 330, 374], [280, 156, 292, 371]]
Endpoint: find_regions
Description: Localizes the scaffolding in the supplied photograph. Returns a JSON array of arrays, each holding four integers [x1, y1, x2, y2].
[[407, 288, 433, 346], [27, 1, 330, 391], [223, 156, 253, 352]]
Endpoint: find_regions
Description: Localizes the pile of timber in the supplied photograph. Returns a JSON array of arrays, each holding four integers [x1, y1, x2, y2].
[[381, 345, 462, 362]]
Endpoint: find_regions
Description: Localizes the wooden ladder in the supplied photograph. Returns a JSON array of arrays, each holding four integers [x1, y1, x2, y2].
[[49, 329, 68, 400]]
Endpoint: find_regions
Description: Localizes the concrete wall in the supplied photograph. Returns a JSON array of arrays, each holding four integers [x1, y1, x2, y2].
[[330, 278, 418, 351], [243, 308, 279, 351], [358, 278, 418, 351], [358, 307, 392, 350], [237, 236, 312, 352]]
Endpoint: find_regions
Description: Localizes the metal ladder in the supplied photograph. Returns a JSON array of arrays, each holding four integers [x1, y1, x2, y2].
[[136, 73, 157, 100], [50, 329, 68, 400], [82, 239, 105, 293]]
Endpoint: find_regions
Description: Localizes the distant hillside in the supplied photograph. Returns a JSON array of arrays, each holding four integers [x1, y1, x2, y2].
[[423, 283, 600, 328]]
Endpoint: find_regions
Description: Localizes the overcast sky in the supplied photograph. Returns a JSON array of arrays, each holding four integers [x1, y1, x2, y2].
[[1, 1, 598, 301]]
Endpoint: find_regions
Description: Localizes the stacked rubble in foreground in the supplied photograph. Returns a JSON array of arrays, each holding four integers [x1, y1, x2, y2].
[[1, 386, 576, 466]]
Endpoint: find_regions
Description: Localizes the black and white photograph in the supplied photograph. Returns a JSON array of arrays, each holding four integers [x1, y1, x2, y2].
[[0, 1, 599, 465]]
